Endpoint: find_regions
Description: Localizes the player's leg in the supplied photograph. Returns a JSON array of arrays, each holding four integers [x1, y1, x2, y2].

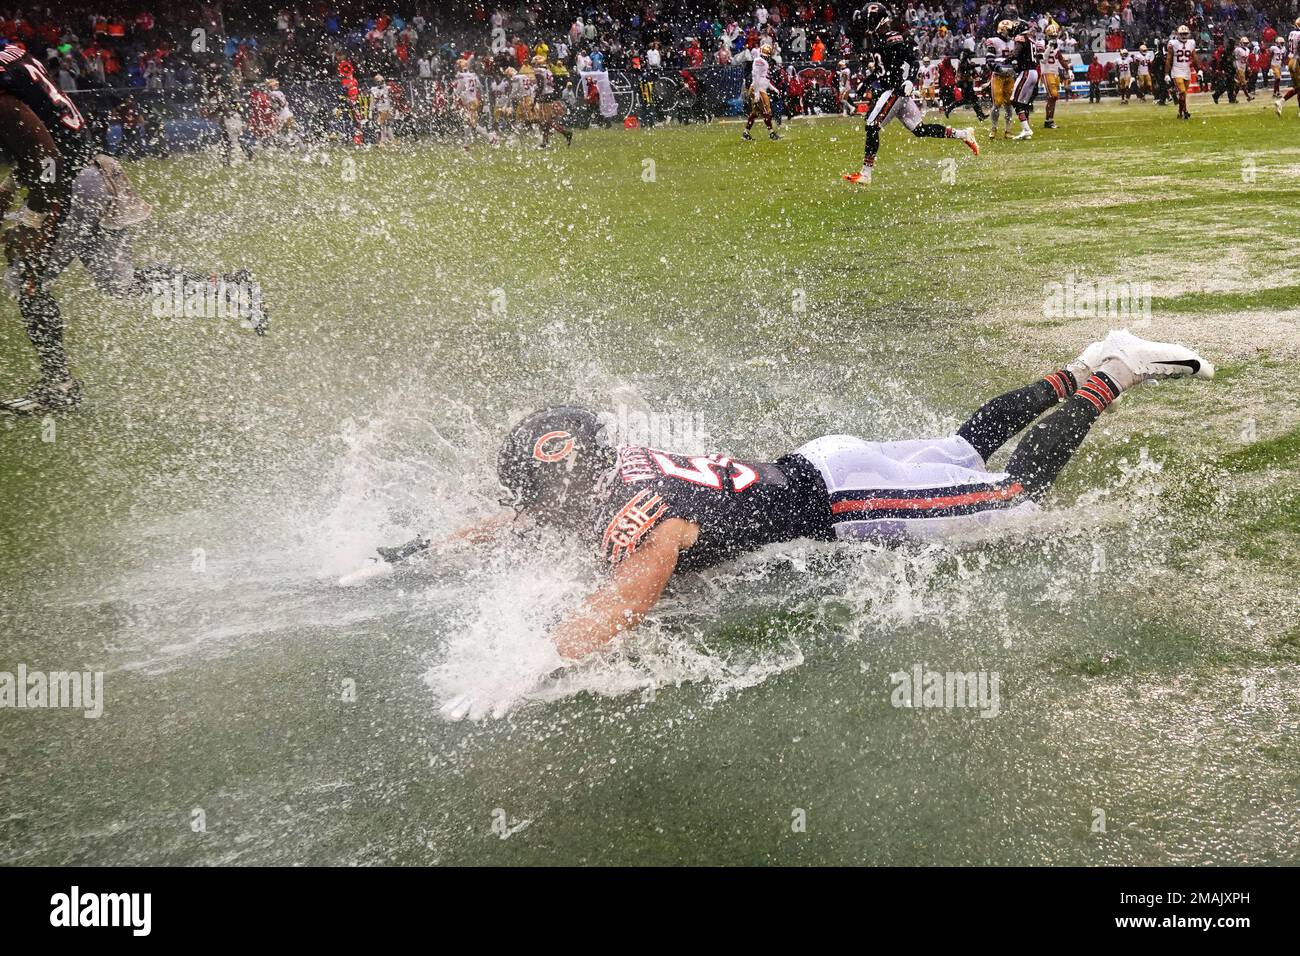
[[1011, 71, 1036, 138], [901, 97, 978, 153], [1000, 331, 1213, 496], [844, 91, 897, 184], [0, 165, 116, 412], [957, 367, 1081, 463], [761, 92, 778, 138]]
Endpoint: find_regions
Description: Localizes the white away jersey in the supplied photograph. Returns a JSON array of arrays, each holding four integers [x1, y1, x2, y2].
[[454, 71, 481, 104], [1167, 38, 1196, 78]]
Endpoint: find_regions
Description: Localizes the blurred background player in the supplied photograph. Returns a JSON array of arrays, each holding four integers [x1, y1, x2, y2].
[[454, 58, 494, 147], [843, 4, 978, 186], [200, 57, 252, 165], [742, 43, 780, 141], [369, 74, 394, 146], [946, 46, 988, 122], [264, 79, 302, 149], [1267, 34, 1287, 98], [1116, 48, 1134, 103], [837, 60, 855, 115], [1133, 44, 1154, 100], [1274, 19, 1299, 115], [919, 56, 937, 108], [1234, 37, 1255, 102], [1041, 23, 1067, 127], [532, 55, 573, 148], [0, 43, 264, 415], [985, 26, 1015, 138], [1166, 24, 1200, 120], [1007, 18, 1040, 140]]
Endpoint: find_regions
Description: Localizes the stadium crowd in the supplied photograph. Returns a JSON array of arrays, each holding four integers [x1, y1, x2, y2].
[[26, 2, 1300, 92], [9, 1, 1298, 154]]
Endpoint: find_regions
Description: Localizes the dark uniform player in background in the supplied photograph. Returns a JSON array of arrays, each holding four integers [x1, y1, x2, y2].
[[842, 4, 978, 185], [344, 330, 1213, 721], [1006, 17, 1040, 140], [947, 47, 989, 121], [199, 58, 253, 165], [0, 42, 265, 415]]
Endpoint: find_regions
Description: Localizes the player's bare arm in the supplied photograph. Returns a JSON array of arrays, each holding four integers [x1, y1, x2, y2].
[[551, 517, 698, 660]]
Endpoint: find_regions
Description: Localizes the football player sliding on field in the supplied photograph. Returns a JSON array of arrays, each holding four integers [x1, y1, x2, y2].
[[342, 331, 1215, 720], [1166, 24, 1201, 121], [842, 4, 978, 186]]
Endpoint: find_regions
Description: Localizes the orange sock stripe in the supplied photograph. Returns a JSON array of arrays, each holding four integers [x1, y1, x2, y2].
[[1084, 374, 1116, 404], [1078, 390, 1105, 413]]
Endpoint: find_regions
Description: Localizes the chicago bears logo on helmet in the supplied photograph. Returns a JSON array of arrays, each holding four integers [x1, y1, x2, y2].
[[532, 430, 576, 462]]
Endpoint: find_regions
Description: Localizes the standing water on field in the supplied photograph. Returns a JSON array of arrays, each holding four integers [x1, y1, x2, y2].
[[2, 134, 1299, 865]]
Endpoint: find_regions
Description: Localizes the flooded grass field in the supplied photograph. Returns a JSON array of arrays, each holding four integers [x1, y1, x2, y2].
[[2, 97, 1299, 864]]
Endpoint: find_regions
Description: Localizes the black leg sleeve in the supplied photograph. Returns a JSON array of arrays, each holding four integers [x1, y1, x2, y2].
[[957, 379, 1061, 462], [911, 122, 950, 137], [1003, 396, 1100, 497], [18, 287, 69, 382]]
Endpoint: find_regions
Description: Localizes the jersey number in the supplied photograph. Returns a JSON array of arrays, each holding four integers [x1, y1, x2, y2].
[[649, 451, 758, 492], [22, 60, 85, 131]]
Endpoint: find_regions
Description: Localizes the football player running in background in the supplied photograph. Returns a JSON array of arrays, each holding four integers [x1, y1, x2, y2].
[[946, 46, 988, 122], [1040, 22, 1068, 128], [1007, 18, 1041, 140], [0, 42, 265, 415], [1166, 24, 1201, 121], [263, 79, 303, 150], [842, 4, 978, 185], [742, 43, 781, 140]]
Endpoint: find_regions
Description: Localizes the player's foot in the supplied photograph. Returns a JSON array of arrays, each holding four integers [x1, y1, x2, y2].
[[769, 130, 781, 140], [1275, 98, 1284, 116], [741, 130, 754, 141], [563, 129, 573, 145], [956, 127, 979, 155], [1070, 328, 1214, 389], [842, 167, 872, 186], [1043, 120, 1056, 129], [1012, 129, 1033, 140], [0, 376, 83, 416]]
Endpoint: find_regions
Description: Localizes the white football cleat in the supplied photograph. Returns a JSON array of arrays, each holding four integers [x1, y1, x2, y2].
[[1070, 328, 1214, 387], [842, 167, 873, 185], [956, 127, 980, 155], [1276, 98, 1284, 117], [1012, 128, 1033, 140]]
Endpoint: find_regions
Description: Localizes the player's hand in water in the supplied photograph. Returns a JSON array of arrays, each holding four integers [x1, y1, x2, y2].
[[438, 667, 569, 722]]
